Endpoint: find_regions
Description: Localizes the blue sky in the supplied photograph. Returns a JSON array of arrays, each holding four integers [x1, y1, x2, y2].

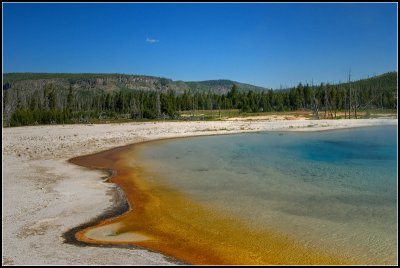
[[3, 3, 397, 89]]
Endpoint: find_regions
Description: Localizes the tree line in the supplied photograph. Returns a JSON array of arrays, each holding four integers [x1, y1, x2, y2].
[[3, 72, 397, 127]]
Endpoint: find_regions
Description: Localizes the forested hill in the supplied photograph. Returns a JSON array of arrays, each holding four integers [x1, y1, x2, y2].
[[3, 73, 269, 95], [185, 80, 267, 93], [2, 72, 397, 127]]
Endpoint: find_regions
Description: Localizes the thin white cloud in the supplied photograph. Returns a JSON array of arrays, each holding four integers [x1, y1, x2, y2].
[[146, 37, 159, 44]]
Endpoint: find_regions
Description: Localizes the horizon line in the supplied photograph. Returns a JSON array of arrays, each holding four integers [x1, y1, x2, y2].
[[3, 70, 397, 90]]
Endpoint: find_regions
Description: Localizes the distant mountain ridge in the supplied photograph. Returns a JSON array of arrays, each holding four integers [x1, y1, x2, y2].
[[3, 73, 270, 94]]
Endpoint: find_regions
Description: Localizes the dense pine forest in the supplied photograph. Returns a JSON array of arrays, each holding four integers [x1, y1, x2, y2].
[[2, 72, 397, 127]]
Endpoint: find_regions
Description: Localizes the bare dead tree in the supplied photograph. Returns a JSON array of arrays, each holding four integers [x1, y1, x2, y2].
[[311, 79, 319, 119], [3, 89, 16, 127], [129, 95, 136, 120], [140, 92, 144, 119], [155, 82, 161, 119], [354, 84, 358, 119], [343, 83, 347, 119], [324, 84, 333, 119], [348, 69, 352, 119], [191, 96, 195, 119], [324, 83, 328, 118], [208, 94, 213, 118]]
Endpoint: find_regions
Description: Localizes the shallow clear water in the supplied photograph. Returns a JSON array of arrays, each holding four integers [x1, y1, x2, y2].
[[136, 126, 397, 263]]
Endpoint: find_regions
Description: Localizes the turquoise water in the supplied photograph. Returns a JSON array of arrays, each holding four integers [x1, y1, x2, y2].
[[135, 126, 397, 264]]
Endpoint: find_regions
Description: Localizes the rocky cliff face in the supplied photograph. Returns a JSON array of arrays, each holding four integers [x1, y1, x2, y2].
[[3, 73, 269, 95], [4, 75, 173, 94]]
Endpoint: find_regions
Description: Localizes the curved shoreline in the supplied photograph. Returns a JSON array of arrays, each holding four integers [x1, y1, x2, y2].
[[3, 119, 397, 265], [63, 122, 393, 247], [62, 169, 129, 247], [66, 143, 343, 264], [65, 123, 397, 265], [61, 166, 188, 265]]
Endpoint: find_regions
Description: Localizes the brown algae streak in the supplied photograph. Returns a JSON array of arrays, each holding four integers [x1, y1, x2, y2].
[[69, 142, 348, 265]]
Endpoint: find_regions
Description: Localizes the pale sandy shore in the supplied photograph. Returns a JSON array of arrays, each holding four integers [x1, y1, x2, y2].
[[2, 118, 397, 265]]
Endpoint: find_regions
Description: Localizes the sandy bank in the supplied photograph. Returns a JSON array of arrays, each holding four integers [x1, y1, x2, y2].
[[2, 119, 397, 265]]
